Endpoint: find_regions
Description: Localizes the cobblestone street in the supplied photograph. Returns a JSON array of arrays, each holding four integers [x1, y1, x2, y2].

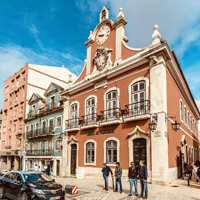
[[54, 177, 200, 200]]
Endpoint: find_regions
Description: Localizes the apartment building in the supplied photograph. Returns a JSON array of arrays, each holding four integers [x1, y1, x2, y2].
[[0, 63, 76, 171]]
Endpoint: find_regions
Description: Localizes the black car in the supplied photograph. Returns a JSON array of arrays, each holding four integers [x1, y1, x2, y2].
[[0, 171, 65, 200]]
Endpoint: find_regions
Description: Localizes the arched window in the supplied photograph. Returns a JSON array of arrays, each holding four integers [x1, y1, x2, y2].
[[180, 100, 183, 122], [70, 103, 78, 128], [189, 147, 191, 158], [86, 142, 95, 163], [36, 122, 39, 135], [186, 146, 188, 163], [55, 140, 61, 151], [102, 10, 106, 19], [106, 91, 118, 119], [131, 81, 146, 115], [187, 111, 190, 129], [106, 140, 117, 163], [192, 148, 194, 163], [86, 98, 96, 124], [184, 107, 187, 125], [42, 121, 46, 134]]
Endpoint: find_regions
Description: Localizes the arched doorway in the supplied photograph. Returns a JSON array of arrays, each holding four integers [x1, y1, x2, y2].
[[71, 144, 77, 175], [133, 139, 147, 169]]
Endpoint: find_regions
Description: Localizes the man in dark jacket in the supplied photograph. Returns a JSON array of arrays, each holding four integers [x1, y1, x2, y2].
[[138, 160, 148, 199], [128, 162, 138, 196], [102, 163, 113, 191]]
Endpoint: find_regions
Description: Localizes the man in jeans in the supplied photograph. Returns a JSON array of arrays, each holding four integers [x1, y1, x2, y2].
[[114, 162, 123, 193], [102, 163, 113, 191], [128, 162, 138, 196], [138, 160, 148, 199]]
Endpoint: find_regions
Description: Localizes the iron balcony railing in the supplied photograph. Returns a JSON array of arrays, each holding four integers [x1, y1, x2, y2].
[[98, 107, 120, 123], [124, 100, 150, 118], [80, 113, 98, 127], [26, 149, 54, 156], [66, 118, 79, 130], [26, 126, 54, 139]]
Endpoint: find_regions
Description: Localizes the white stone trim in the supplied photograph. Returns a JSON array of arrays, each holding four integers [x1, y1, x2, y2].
[[84, 95, 97, 115], [56, 115, 62, 128], [128, 126, 150, 177], [84, 139, 97, 166], [67, 136, 79, 175], [128, 77, 149, 105], [104, 87, 120, 110], [103, 137, 120, 167], [180, 99, 183, 123]]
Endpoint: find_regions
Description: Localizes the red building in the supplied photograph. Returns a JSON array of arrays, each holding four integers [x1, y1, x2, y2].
[[60, 7, 199, 184]]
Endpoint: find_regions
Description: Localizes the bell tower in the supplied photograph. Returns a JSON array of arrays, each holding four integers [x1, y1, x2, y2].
[[99, 6, 109, 22]]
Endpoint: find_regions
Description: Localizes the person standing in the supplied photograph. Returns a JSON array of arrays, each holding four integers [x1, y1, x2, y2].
[[128, 162, 138, 197], [102, 163, 113, 191], [114, 162, 123, 193], [186, 163, 193, 180], [34, 164, 39, 172], [46, 163, 51, 176], [138, 160, 148, 199]]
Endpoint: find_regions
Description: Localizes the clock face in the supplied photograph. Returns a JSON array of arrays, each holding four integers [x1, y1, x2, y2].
[[96, 25, 110, 45]]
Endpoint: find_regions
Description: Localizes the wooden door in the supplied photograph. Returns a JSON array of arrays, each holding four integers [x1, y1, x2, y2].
[[71, 144, 77, 175], [133, 139, 146, 169]]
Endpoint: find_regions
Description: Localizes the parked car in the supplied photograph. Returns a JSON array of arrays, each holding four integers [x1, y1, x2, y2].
[[0, 171, 65, 200]]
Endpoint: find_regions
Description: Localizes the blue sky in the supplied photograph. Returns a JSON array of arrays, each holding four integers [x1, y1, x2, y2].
[[1, 0, 200, 114]]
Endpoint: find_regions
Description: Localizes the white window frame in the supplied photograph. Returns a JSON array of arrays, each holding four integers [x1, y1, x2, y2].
[[190, 115, 192, 132], [84, 139, 97, 166], [84, 95, 97, 115], [55, 139, 62, 151], [184, 106, 187, 126], [103, 137, 120, 167], [56, 115, 62, 128], [69, 101, 80, 119], [104, 87, 120, 110], [128, 77, 149, 105], [180, 99, 183, 122]]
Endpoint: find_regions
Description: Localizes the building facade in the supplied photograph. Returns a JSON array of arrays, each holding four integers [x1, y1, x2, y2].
[[60, 7, 200, 184], [0, 63, 76, 172], [23, 83, 65, 176]]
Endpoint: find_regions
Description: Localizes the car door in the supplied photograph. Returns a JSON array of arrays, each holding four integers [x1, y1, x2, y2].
[[6, 172, 18, 200], [2, 172, 13, 199], [12, 173, 24, 200]]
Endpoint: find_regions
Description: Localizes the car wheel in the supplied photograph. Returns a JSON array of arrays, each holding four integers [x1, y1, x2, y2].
[[0, 186, 4, 199], [20, 192, 28, 200]]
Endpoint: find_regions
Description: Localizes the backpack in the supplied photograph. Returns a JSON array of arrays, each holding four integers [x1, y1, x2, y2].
[[197, 167, 200, 177]]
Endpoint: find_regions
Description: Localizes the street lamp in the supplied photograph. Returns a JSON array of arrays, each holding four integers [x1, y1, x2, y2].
[[149, 115, 157, 131], [171, 120, 181, 132]]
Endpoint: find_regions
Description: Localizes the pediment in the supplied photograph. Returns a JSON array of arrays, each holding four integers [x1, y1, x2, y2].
[[44, 82, 64, 97], [68, 135, 78, 143], [28, 93, 43, 105], [128, 126, 149, 137]]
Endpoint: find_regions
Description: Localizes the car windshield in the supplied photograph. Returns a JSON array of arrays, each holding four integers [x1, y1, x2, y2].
[[23, 173, 53, 183]]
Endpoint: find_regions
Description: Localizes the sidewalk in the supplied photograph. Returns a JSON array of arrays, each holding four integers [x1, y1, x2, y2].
[[54, 177, 200, 200]]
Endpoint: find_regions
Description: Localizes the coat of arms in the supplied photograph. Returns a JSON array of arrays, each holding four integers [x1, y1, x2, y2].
[[93, 47, 109, 71]]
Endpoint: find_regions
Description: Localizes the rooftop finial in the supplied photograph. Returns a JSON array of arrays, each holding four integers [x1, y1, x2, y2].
[[117, 8, 124, 19], [152, 25, 161, 45]]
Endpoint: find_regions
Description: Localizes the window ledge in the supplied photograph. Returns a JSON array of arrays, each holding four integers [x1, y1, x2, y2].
[[81, 124, 98, 130], [100, 120, 121, 127], [84, 163, 96, 166], [106, 163, 116, 167], [66, 128, 80, 132], [124, 114, 150, 122]]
